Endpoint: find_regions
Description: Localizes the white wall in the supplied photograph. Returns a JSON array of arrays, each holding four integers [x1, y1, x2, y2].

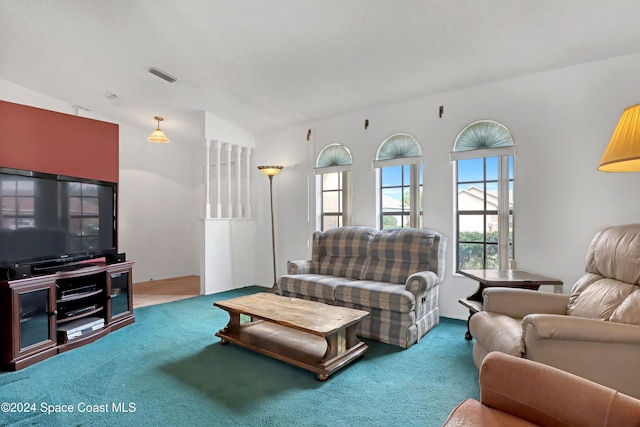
[[0, 78, 201, 284], [254, 52, 640, 320], [118, 123, 200, 282]]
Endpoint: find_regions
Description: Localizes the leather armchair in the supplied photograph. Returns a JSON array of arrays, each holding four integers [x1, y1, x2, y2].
[[469, 224, 640, 399], [442, 352, 640, 427]]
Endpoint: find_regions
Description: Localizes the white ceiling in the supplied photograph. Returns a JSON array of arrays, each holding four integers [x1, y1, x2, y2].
[[2, 1, 640, 142]]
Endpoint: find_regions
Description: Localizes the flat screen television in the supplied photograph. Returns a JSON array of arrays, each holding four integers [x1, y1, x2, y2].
[[0, 167, 117, 272]]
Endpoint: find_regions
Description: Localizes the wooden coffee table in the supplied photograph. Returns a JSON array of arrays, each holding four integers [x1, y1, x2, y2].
[[214, 292, 369, 380]]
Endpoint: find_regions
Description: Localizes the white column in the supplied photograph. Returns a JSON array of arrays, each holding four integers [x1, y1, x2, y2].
[[245, 147, 252, 218], [235, 144, 242, 218], [205, 138, 212, 219], [226, 142, 233, 218], [215, 140, 222, 218]]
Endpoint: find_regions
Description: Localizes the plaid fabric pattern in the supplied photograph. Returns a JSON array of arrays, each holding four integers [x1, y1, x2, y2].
[[277, 274, 357, 300], [335, 281, 415, 312], [314, 226, 376, 279], [364, 228, 447, 283], [276, 226, 447, 348], [286, 260, 316, 275]]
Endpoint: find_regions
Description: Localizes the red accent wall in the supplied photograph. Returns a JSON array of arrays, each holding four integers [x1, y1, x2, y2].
[[0, 100, 119, 182]]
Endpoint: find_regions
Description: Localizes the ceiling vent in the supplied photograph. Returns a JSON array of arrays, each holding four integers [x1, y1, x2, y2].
[[148, 67, 178, 83], [103, 92, 119, 101]]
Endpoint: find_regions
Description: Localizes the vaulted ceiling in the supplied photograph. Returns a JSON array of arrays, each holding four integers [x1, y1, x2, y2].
[[2, 1, 640, 143]]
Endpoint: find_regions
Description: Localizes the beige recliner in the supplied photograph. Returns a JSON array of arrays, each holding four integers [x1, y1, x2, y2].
[[469, 223, 640, 399]]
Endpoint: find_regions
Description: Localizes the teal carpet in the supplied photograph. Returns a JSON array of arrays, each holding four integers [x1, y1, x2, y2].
[[0, 286, 479, 426]]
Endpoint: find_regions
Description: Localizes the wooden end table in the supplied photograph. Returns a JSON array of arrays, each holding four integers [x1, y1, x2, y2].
[[458, 269, 563, 340], [214, 292, 369, 381]]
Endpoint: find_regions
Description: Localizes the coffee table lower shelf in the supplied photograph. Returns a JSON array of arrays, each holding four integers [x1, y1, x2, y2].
[[216, 320, 367, 381]]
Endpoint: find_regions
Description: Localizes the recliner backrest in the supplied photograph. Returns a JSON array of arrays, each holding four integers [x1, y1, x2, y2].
[[567, 224, 640, 324]]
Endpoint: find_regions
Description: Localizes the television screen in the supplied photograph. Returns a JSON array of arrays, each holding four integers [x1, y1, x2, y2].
[[0, 167, 117, 268]]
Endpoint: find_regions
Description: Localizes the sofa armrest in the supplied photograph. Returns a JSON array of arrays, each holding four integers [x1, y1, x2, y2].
[[478, 352, 640, 427], [286, 260, 316, 275], [483, 288, 569, 318], [405, 270, 439, 296], [523, 313, 640, 344]]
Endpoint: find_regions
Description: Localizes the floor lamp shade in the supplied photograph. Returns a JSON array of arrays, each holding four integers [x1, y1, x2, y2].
[[598, 104, 640, 172], [257, 165, 283, 289]]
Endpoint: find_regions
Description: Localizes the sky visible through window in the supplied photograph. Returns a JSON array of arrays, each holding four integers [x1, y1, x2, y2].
[[382, 165, 422, 201], [458, 157, 514, 192]]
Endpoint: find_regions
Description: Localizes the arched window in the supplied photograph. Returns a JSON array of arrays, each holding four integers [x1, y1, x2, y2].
[[373, 133, 423, 229], [450, 120, 515, 270], [315, 144, 353, 230]]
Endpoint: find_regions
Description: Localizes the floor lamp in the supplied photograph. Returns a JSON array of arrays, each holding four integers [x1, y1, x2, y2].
[[257, 165, 283, 290]]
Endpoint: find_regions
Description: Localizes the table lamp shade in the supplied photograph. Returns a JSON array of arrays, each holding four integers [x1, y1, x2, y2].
[[598, 104, 640, 172]]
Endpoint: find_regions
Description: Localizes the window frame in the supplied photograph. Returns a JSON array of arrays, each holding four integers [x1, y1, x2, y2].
[[379, 163, 422, 229], [455, 155, 513, 271], [319, 171, 352, 231]]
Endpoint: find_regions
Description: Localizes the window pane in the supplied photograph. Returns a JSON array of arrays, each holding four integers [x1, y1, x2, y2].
[[486, 244, 499, 269], [458, 158, 484, 182], [458, 220, 485, 242], [508, 155, 514, 180], [381, 166, 403, 186], [485, 157, 498, 181], [323, 215, 340, 230], [322, 191, 340, 213], [322, 172, 340, 190], [382, 188, 404, 213], [458, 243, 485, 269], [458, 184, 485, 211]]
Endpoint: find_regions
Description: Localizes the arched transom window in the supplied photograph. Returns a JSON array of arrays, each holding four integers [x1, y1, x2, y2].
[[451, 120, 515, 270]]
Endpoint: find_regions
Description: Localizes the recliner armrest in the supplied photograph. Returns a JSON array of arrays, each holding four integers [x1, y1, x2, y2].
[[523, 313, 640, 344], [405, 270, 439, 296], [483, 288, 569, 318]]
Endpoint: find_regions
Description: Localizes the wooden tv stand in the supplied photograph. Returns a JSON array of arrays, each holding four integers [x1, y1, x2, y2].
[[0, 261, 134, 371]]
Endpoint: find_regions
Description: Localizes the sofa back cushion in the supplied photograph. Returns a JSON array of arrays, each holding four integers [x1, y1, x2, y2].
[[363, 228, 446, 284], [567, 224, 640, 324], [312, 226, 376, 279]]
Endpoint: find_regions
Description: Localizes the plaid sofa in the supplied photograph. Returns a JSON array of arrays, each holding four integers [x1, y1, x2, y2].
[[277, 226, 447, 348]]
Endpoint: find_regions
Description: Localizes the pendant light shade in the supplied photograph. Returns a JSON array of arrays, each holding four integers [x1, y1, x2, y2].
[[598, 104, 640, 172], [148, 116, 170, 143]]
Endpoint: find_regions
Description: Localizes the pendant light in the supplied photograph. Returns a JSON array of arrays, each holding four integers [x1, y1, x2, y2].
[[148, 116, 170, 143]]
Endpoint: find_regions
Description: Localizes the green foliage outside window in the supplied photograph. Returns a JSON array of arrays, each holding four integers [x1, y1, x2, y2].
[[458, 231, 501, 270]]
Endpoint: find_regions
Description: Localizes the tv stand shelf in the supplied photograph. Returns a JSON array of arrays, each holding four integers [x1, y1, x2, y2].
[[0, 261, 134, 371]]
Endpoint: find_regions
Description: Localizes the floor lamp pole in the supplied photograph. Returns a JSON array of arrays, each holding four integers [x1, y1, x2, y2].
[[257, 165, 283, 292], [268, 175, 277, 290]]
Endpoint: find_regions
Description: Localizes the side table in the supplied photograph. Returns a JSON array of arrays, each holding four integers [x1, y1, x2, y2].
[[458, 269, 563, 340]]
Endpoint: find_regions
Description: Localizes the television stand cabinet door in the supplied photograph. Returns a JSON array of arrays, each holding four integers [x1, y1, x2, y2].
[[0, 275, 58, 371]]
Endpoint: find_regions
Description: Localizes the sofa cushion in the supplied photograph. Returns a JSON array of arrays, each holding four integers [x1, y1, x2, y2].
[[335, 281, 415, 313], [363, 228, 444, 284], [278, 274, 356, 301], [314, 226, 376, 280]]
